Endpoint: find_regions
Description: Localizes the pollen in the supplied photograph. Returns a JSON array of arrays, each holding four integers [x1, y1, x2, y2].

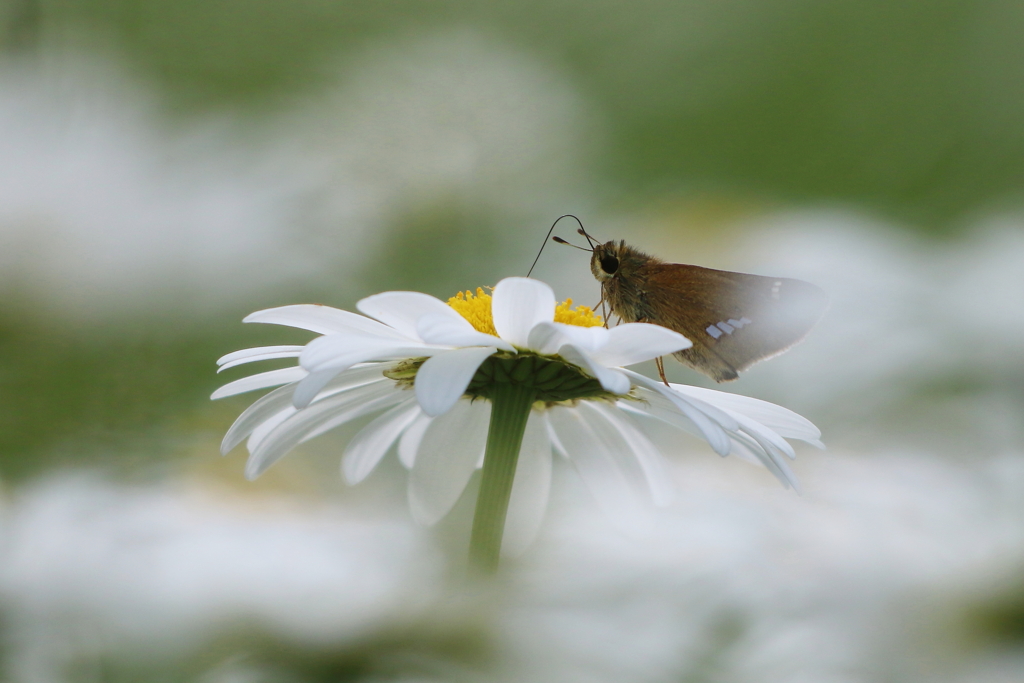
[[448, 289, 603, 334], [448, 288, 498, 335], [554, 298, 603, 328]]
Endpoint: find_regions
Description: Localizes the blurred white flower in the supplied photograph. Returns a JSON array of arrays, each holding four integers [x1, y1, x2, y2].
[[4, 454, 1022, 682], [0, 56, 319, 319], [215, 277, 822, 554], [0, 37, 597, 319], [0, 475, 443, 683]]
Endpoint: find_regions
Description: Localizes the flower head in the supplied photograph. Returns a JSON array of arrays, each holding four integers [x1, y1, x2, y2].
[[214, 277, 822, 557]]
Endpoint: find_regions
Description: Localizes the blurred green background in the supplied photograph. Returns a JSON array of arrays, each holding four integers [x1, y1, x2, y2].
[[16, 0, 1024, 226], [3, 0, 1023, 480], [1, 2, 1023, 681]]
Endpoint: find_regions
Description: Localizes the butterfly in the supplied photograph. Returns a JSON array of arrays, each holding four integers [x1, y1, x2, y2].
[[586, 237, 828, 382]]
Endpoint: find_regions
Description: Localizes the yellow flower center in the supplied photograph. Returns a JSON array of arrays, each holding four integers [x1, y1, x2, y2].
[[447, 287, 603, 335], [448, 288, 498, 335], [554, 298, 603, 328]]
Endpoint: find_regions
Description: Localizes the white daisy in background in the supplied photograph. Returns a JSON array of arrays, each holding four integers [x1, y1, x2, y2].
[[214, 277, 823, 569]]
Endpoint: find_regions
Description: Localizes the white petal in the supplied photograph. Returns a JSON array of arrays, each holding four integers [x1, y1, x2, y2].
[[295, 361, 391, 409], [624, 369, 740, 427], [635, 381, 814, 487], [558, 345, 631, 395], [357, 291, 456, 340], [524, 321, 566, 355], [222, 365, 387, 454], [733, 411, 796, 460], [501, 414, 553, 558], [398, 412, 432, 468], [300, 335, 438, 373], [244, 381, 403, 478], [292, 368, 344, 408], [617, 399, 707, 444], [674, 393, 740, 433], [217, 346, 304, 372], [589, 323, 692, 367], [300, 390, 411, 444], [668, 384, 822, 443], [211, 366, 307, 399], [728, 429, 783, 470], [319, 363, 399, 395], [547, 406, 653, 528], [417, 313, 515, 351], [491, 277, 556, 348], [408, 400, 491, 525], [624, 371, 733, 455], [244, 304, 409, 339], [297, 362, 388, 409], [729, 429, 800, 491], [246, 406, 296, 453], [620, 383, 803, 491], [640, 387, 731, 456], [222, 383, 298, 454], [586, 402, 675, 506], [728, 413, 800, 489], [543, 412, 568, 458], [415, 347, 496, 417], [342, 398, 421, 484], [526, 321, 609, 355], [725, 434, 766, 465]]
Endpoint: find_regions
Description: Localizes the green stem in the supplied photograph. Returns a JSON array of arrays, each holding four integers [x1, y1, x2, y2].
[[469, 382, 536, 574]]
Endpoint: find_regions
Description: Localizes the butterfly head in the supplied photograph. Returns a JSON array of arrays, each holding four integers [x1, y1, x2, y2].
[[590, 240, 657, 283], [590, 240, 626, 281]]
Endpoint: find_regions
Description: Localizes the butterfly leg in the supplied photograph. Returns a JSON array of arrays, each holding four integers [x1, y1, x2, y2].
[[593, 296, 609, 328], [655, 356, 669, 386]]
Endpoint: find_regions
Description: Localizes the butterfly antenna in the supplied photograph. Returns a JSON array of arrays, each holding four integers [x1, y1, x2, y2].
[[527, 214, 590, 277], [576, 225, 599, 249], [552, 236, 591, 252]]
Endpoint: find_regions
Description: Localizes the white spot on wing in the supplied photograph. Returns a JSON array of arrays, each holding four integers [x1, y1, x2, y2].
[[717, 322, 735, 334], [706, 325, 723, 339], [771, 281, 782, 300]]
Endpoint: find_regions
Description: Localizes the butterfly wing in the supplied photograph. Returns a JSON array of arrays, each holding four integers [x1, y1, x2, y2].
[[636, 264, 828, 382]]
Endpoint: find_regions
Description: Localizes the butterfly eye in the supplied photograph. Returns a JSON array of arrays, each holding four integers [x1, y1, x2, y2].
[[600, 255, 619, 274]]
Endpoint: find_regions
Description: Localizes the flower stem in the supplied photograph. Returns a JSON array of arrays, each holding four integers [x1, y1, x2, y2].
[[469, 382, 536, 574]]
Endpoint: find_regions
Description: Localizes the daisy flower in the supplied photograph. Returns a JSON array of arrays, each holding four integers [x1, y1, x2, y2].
[[214, 277, 823, 571]]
